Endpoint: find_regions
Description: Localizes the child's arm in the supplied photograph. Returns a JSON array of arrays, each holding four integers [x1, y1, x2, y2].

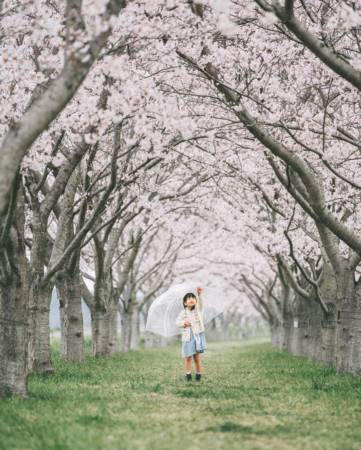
[[196, 287, 204, 312]]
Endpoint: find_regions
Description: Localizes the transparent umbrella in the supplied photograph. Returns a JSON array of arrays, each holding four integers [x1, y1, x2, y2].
[[145, 282, 225, 337]]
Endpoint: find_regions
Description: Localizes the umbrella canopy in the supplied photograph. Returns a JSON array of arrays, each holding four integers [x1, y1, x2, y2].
[[145, 282, 225, 337]]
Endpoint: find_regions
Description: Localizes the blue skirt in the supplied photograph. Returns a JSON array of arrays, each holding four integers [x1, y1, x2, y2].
[[182, 329, 207, 358]]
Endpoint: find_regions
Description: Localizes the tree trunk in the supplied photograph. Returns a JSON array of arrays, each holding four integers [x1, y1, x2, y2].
[[120, 298, 142, 353], [0, 184, 30, 397], [335, 307, 361, 374], [281, 313, 293, 352], [289, 316, 302, 357], [308, 307, 323, 362], [108, 301, 119, 355], [91, 305, 111, 357], [130, 301, 140, 351], [320, 310, 337, 366], [121, 305, 133, 353], [57, 270, 84, 362], [121, 312, 131, 353], [0, 230, 29, 396], [335, 270, 361, 373], [296, 298, 320, 361], [27, 282, 54, 373], [270, 323, 282, 349], [293, 296, 319, 359]]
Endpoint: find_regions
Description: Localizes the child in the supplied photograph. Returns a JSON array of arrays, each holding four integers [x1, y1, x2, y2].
[[175, 286, 206, 381]]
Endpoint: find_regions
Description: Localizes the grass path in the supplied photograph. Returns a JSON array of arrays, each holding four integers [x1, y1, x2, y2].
[[2, 340, 361, 450]]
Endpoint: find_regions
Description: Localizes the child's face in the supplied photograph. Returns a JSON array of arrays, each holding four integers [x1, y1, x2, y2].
[[186, 297, 197, 308]]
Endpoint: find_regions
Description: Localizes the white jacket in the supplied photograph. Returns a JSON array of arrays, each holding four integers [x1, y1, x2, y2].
[[175, 293, 204, 342]]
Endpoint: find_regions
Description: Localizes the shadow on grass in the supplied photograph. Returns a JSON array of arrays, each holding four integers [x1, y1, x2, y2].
[[175, 385, 280, 400], [205, 420, 294, 436], [76, 414, 115, 427], [175, 388, 208, 398]]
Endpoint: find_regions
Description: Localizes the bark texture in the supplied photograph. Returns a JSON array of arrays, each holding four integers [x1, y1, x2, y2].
[[57, 269, 84, 362], [0, 188, 29, 397], [27, 283, 53, 373]]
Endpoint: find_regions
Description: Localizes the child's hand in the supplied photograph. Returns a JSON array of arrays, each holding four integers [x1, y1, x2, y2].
[[196, 287, 203, 296], [184, 320, 191, 328]]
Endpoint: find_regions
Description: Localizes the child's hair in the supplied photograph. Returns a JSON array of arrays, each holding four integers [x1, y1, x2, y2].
[[183, 292, 197, 309]]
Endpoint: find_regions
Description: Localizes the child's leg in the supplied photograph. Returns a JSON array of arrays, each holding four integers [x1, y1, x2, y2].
[[184, 356, 193, 373], [193, 353, 202, 373]]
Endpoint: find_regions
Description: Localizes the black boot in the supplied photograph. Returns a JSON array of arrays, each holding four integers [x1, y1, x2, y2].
[[185, 373, 192, 381], [195, 373, 202, 381]]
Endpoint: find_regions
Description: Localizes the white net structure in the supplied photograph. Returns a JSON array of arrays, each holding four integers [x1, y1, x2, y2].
[[145, 282, 226, 337]]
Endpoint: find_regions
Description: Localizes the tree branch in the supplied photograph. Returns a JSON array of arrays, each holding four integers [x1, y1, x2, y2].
[[0, 0, 129, 216], [270, 1, 361, 91]]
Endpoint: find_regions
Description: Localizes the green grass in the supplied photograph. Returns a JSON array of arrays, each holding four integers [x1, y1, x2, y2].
[[1, 340, 361, 450]]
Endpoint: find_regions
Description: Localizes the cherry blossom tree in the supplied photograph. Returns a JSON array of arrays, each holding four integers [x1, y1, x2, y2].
[[179, 0, 361, 372], [0, 0, 129, 215], [6, 0, 361, 399]]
